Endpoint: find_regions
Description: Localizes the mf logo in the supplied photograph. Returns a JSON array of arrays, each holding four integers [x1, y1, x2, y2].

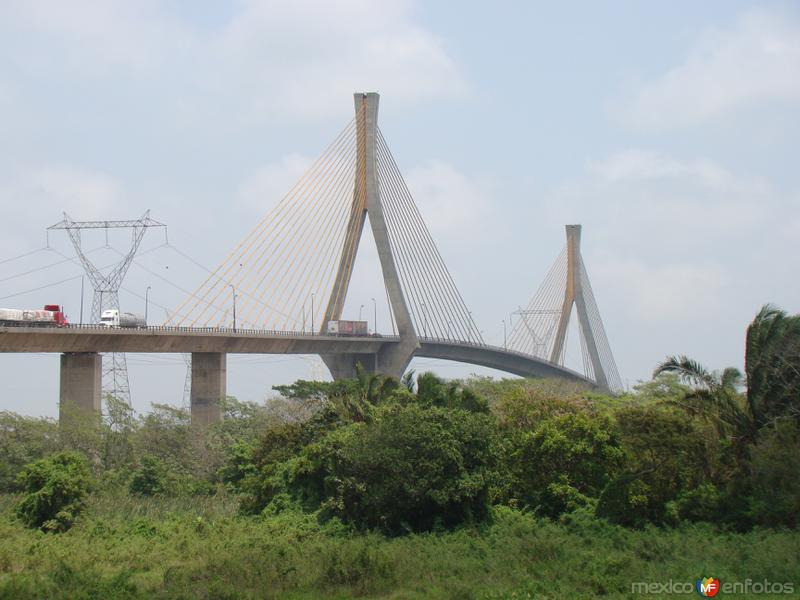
[[696, 577, 720, 597]]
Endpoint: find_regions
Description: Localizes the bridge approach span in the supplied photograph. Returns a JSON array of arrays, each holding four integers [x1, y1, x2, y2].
[[0, 326, 595, 424], [0, 326, 396, 355]]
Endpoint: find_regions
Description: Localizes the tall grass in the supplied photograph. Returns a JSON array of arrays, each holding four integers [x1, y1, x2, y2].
[[1, 494, 798, 599]]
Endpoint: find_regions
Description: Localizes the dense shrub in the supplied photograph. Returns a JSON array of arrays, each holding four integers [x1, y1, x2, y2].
[[0, 411, 59, 492], [500, 411, 624, 516], [15, 451, 92, 532], [254, 403, 499, 533], [238, 408, 342, 513], [129, 455, 173, 496], [416, 372, 490, 413], [326, 404, 498, 532], [597, 406, 718, 527], [745, 419, 800, 528]]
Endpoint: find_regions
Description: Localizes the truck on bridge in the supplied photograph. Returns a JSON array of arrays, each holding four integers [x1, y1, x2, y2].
[[326, 320, 369, 336], [0, 304, 69, 327], [99, 309, 146, 328]]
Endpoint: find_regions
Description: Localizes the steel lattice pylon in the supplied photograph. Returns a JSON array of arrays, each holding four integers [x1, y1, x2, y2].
[[48, 211, 166, 405]]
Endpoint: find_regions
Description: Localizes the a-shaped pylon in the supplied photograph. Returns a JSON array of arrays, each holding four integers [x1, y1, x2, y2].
[[509, 225, 622, 392]]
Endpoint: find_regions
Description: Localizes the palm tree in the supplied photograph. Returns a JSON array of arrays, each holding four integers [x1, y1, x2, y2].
[[328, 363, 399, 423], [401, 370, 416, 393], [355, 362, 399, 405], [744, 305, 800, 426], [654, 355, 752, 443], [654, 304, 800, 448]]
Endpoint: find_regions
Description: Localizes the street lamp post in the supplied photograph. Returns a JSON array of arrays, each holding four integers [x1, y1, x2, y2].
[[229, 284, 237, 332], [503, 319, 507, 350], [79, 276, 84, 325], [145, 286, 151, 325], [359, 304, 364, 321], [371, 297, 376, 334], [311, 293, 315, 334]]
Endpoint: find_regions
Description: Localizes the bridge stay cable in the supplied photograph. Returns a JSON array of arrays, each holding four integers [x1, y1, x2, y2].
[[164, 92, 619, 390], [168, 92, 487, 381], [507, 226, 622, 393], [375, 129, 482, 344]]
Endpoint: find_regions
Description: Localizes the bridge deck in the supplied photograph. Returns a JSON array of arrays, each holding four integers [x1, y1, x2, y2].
[[0, 326, 596, 387], [0, 325, 397, 355], [417, 339, 594, 387]]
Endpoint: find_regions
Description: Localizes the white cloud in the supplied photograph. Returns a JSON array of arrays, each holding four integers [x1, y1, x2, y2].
[[557, 149, 771, 243], [587, 149, 766, 192], [539, 147, 800, 381], [238, 154, 313, 213], [24, 166, 126, 219], [620, 10, 800, 130], [0, 1, 188, 73], [0, 0, 465, 122], [594, 257, 726, 320], [211, 0, 465, 119], [404, 159, 494, 241], [0, 165, 126, 258]]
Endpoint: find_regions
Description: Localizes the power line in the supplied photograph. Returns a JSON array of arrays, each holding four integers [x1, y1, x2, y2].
[[0, 247, 49, 266], [0, 274, 83, 301]]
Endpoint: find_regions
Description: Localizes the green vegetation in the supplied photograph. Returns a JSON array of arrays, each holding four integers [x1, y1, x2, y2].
[[14, 451, 92, 532], [0, 304, 798, 597]]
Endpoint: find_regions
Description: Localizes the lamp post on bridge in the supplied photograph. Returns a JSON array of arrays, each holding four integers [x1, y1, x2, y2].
[[229, 284, 237, 332], [371, 297, 376, 334], [503, 319, 507, 350], [359, 304, 364, 321], [310, 292, 315, 334], [145, 286, 151, 325], [79, 276, 84, 325]]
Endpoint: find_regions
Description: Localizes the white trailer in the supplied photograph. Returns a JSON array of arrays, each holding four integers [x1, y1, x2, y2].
[[99, 309, 147, 328]]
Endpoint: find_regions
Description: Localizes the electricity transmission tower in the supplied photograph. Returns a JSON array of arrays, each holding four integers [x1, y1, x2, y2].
[[48, 211, 166, 405]]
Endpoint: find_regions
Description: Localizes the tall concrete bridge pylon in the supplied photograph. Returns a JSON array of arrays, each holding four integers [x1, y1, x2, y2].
[[168, 91, 483, 382], [509, 224, 623, 393], [320, 93, 419, 379]]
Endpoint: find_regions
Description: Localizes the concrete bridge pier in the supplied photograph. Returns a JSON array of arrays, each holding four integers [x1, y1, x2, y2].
[[322, 353, 377, 379], [321, 339, 417, 381], [59, 352, 102, 423], [190, 352, 225, 426]]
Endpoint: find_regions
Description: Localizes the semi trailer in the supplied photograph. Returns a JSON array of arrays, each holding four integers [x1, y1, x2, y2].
[[99, 309, 147, 328], [326, 320, 369, 336], [0, 304, 68, 327]]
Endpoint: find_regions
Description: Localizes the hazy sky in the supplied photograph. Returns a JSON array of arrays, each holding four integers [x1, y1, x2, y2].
[[1, 1, 798, 417]]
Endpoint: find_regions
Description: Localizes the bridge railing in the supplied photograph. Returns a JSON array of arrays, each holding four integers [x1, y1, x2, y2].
[[0, 321, 399, 340]]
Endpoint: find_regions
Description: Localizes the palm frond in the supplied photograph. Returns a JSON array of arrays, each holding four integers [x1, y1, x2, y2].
[[654, 355, 716, 389]]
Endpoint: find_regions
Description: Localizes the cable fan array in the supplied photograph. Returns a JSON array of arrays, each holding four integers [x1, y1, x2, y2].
[[376, 129, 483, 344], [577, 259, 623, 392], [168, 115, 365, 331], [507, 244, 623, 392], [507, 247, 568, 359], [167, 108, 482, 345]]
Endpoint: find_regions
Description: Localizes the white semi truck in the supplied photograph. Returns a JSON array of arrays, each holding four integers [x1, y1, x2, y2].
[[99, 309, 147, 328]]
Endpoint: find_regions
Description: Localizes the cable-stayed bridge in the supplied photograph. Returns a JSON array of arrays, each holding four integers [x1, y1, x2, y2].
[[0, 92, 621, 424]]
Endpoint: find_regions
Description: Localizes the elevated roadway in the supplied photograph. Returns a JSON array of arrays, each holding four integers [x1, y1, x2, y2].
[[0, 326, 594, 423]]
